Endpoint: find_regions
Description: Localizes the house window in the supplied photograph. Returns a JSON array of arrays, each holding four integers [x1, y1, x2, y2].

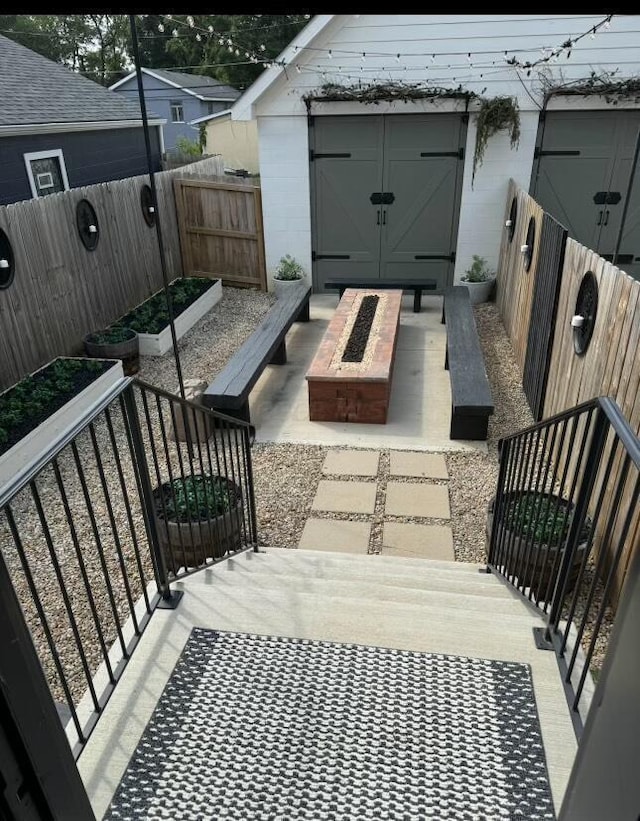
[[207, 101, 217, 115], [23, 149, 69, 198], [170, 101, 185, 122]]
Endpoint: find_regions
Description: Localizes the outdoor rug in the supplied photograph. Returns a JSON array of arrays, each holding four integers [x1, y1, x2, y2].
[[104, 628, 556, 820]]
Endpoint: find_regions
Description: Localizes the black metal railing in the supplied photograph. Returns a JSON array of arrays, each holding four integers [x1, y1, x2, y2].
[[487, 396, 640, 734], [0, 377, 257, 758]]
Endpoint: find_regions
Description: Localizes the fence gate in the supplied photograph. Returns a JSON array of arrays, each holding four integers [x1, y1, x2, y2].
[[522, 212, 568, 420], [174, 178, 266, 290]]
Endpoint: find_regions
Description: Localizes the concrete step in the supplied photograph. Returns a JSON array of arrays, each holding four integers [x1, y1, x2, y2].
[[248, 547, 488, 576], [189, 565, 533, 615], [171, 577, 545, 664]]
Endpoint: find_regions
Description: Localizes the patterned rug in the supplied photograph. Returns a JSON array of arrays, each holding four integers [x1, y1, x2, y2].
[[104, 629, 556, 820]]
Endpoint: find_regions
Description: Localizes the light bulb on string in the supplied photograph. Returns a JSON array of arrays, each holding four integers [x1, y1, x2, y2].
[[157, 23, 164, 32], [604, 17, 611, 30], [361, 52, 366, 61], [590, 27, 596, 39], [196, 33, 201, 42], [208, 25, 214, 33], [396, 53, 400, 62]]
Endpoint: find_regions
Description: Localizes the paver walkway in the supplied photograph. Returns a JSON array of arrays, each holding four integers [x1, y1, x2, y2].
[[300, 448, 455, 560]]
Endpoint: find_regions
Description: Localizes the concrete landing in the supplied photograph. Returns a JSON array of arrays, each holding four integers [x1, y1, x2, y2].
[[250, 295, 487, 452], [78, 550, 577, 820]]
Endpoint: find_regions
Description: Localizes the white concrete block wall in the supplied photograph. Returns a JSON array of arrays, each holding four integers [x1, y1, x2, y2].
[[257, 116, 312, 291], [453, 110, 539, 282]]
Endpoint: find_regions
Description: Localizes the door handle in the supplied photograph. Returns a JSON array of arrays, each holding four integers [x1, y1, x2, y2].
[[604, 210, 609, 226], [376, 210, 380, 225], [597, 210, 603, 226], [382, 210, 387, 225]]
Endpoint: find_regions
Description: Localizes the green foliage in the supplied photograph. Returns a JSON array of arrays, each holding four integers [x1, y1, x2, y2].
[[162, 475, 236, 522], [175, 135, 202, 158], [462, 255, 494, 283], [473, 96, 520, 184], [274, 254, 305, 281], [87, 326, 136, 345], [502, 492, 591, 546], [0, 358, 109, 448], [304, 81, 476, 106], [115, 277, 214, 335]]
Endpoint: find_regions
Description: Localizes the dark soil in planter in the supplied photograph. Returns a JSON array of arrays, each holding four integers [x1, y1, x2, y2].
[[342, 295, 380, 363], [113, 277, 218, 336], [0, 358, 113, 457]]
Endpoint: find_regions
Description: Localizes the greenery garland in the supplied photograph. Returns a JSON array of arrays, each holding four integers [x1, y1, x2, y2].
[[543, 70, 640, 106], [472, 96, 520, 183]]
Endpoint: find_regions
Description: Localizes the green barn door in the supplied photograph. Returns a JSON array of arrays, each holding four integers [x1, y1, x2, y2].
[[380, 114, 465, 290], [311, 113, 466, 291], [311, 115, 384, 284], [532, 111, 640, 281]]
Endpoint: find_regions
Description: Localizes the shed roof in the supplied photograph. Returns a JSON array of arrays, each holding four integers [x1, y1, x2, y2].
[[110, 67, 241, 102]]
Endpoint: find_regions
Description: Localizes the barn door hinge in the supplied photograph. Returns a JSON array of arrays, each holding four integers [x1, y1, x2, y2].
[[312, 250, 316, 261], [534, 148, 580, 159], [309, 149, 314, 162]]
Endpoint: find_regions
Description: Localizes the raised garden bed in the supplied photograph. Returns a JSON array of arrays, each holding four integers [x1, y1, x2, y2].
[[0, 357, 125, 492], [112, 277, 222, 357]]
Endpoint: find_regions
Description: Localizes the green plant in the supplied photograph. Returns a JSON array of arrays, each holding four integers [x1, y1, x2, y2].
[[274, 254, 305, 281], [502, 492, 591, 545], [114, 277, 214, 335], [175, 135, 202, 157], [87, 326, 136, 345], [473, 96, 520, 183], [462, 255, 495, 283], [162, 475, 236, 522]]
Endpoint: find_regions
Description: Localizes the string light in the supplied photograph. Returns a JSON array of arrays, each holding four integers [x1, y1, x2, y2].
[[328, 49, 333, 59], [157, 23, 164, 32]]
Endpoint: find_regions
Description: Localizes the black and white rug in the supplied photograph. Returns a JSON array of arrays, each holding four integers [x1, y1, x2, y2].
[[105, 629, 555, 820]]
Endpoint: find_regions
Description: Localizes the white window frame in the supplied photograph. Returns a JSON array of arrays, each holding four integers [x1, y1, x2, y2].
[[170, 101, 185, 123], [23, 149, 70, 198]]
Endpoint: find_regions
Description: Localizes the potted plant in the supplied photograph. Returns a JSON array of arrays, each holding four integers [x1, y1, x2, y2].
[[152, 473, 243, 573], [272, 254, 306, 299], [461, 255, 496, 305], [486, 489, 592, 600], [84, 326, 139, 375]]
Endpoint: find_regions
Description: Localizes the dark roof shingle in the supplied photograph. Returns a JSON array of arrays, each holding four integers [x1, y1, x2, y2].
[[0, 33, 161, 127]]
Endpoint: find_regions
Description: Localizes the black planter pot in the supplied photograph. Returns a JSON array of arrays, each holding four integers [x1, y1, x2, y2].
[[84, 328, 139, 376], [152, 476, 243, 573], [486, 491, 591, 600]]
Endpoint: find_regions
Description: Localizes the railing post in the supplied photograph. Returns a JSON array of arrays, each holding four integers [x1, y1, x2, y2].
[[243, 426, 259, 550], [487, 437, 511, 568], [545, 406, 610, 640], [122, 385, 182, 608]]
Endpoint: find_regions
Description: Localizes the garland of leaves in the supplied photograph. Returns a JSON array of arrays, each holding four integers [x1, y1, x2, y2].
[[302, 81, 476, 107], [543, 70, 640, 106], [472, 96, 520, 183]]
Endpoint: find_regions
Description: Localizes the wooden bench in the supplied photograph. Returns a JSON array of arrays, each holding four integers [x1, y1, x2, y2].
[[203, 284, 311, 423], [442, 286, 494, 441], [324, 278, 437, 313]]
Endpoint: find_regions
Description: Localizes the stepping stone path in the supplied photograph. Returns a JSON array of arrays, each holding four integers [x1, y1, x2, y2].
[[301, 449, 455, 561]]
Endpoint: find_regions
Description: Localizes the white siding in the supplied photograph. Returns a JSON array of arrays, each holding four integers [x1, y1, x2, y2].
[[258, 117, 312, 287], [246, 14, 640, 288]]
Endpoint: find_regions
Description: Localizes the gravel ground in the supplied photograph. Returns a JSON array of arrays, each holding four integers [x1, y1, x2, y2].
[[0, 287, 615, 708]]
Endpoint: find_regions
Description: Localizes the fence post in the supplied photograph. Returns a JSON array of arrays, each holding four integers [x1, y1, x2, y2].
[[545, 406, 609, 640], [122, 384, 182, 608]]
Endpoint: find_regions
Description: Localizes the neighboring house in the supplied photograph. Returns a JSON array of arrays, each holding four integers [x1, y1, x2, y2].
[[0, 34, 165, 207], [110, 68, 240, 151], [230, 14, 640, 290], [191, 109, 259, 174]]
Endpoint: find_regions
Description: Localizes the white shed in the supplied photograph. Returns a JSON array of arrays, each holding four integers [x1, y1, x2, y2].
[[231, 14, 640, 290]]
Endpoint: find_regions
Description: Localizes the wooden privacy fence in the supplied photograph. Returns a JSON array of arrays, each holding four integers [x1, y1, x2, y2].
[[0, 156, 225, 392], [174, 178, 266, 290], [497, 180, 640, 606]]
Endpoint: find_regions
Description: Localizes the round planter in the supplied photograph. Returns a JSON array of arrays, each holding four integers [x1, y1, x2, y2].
[[84, 329, 139, 376], [462, 278, 495, 305], [273, 277, 305, 299], [486, 491, 590, 600], [152, 476, 243, 573]]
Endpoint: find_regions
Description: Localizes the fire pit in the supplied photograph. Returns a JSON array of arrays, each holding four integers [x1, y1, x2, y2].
[[306, 288, 402, 423]]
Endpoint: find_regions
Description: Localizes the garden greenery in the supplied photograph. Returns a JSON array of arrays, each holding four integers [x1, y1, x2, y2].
[[502, 492, 591, 545], [274, 254, 305, 281], [462, 255, 495, 283], [160, 475, 237, 522], [113, 277, 215, 335]]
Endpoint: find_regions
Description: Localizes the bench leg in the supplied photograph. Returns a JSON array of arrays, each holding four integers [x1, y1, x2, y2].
[[271, 338, 287, 365], [413, 289, 422, 313], [450, 413, 489, 441], [296, 299, 310, 322], [209, 400, 251, 426], [444, 348, 449, 370]]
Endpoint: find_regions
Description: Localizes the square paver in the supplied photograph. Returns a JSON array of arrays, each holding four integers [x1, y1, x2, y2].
[[312, 480, 377, 514], [382, 522, 454, 560], [322, 450, 380, 477], [390, 451, 448, 479], [299, 518, 371, 554], [385, 482, 450, 519]]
